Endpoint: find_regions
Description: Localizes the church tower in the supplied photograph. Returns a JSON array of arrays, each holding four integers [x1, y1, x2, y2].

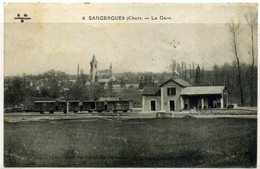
[[90, 54, 98, 82]]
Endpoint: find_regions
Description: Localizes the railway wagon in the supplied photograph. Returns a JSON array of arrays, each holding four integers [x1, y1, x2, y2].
[[58, 101, 67, 113], [68, 101, 80, 113], [34, 101, 56, 114], [107, 100, 132, 112], [4, 108, 12, 113], [23, 103, 35, 112], [96, 101, 105, 112], [82, 101, 96, 112], [4, 107, 23, 113], [120, 100, 133, 112], [11, 107, 22, 112], [107, 101, 116, 112]]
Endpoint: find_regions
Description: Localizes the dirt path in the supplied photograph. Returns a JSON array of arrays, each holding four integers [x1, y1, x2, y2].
[[4, 110, 257, 123]]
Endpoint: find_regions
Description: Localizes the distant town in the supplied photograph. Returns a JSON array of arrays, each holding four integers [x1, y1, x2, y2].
[[4, 54, 257, 111]]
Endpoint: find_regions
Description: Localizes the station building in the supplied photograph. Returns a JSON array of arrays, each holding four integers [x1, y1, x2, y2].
[[141, 75, 229, 112]]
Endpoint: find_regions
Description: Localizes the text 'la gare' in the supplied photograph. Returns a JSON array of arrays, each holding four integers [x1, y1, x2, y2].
[[151, 16, 172, 20]]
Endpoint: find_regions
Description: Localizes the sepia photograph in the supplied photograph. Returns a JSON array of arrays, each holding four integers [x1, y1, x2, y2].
[[3, 3, 258, 167]]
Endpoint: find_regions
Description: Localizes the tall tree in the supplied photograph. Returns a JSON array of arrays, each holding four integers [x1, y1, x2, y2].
[[181, 61, 184, 75], [213, 64, 220, 85], [120, 77, 126, 88], [189, 63, 192, 83], [139, 76, 144, 89], [80, 69, 87, 86], [245, 11, 257, 107], [177, 63, 181, 74], [195, 65, 201, 86], [192, 62, 195, 85], [201, 67, 204, 85], [183, 62, 187, 80], [228, 20, 244, 106], [4, 77, 26, 107], [107, 81, 113, 97]]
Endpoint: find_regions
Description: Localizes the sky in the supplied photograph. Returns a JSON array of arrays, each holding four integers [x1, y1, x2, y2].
[[4, 3, 258, 76]]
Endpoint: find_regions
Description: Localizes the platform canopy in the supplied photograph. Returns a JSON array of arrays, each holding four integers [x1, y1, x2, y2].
[[180, 86, 227, 96]]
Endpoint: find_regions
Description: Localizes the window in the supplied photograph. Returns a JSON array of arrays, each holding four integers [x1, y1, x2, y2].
[[95, 65, 97, 68], [167, 87, 176, 96]]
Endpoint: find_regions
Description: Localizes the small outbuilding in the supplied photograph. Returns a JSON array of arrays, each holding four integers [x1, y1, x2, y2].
[[180, 86, 229, 110]]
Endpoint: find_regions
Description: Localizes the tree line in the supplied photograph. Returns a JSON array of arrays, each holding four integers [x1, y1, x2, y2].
[[4, 60, 257, 108], [184, 62, 257, 106]]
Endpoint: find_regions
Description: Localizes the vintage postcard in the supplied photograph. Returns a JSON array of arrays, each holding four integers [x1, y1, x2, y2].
[[3, 2, 258, 168]]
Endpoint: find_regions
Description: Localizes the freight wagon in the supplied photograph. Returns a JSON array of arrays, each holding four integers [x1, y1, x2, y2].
[[34, 101, 56, 114], [58, 101, 67, 113], [12, 107, 22, 112], [96, 101, 106, 112], [106, 100, 133, 112], [23, 103, 35, 112], [68, 101, 80, 113], [4, 107, 22, 113], [31, 99, 133, 114], [82, 101, 96, 112]]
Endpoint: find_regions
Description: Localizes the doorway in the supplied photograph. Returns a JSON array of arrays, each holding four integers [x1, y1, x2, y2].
[[169, 100, 175, 111], [151, 100, 156, 111]]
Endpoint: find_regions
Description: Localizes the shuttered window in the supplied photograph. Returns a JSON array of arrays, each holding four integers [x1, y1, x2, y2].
[[167, 87, 176, 96]]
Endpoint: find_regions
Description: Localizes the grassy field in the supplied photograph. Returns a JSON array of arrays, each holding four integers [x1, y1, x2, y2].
[[4, 118, 256, 167]]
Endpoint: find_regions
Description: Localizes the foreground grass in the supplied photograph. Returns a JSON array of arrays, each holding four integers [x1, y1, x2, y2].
[[4, 118, 256, 167]]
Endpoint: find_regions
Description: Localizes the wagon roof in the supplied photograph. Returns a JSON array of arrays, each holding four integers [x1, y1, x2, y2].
[[34, 101, 56, 103], [82, 100, 96, 102], [68, 100, 81, 102], [181, 86, 228, 95], [99, 97, 120, 101]]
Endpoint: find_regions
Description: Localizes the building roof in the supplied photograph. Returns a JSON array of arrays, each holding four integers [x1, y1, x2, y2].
[[159, 78, 192, 87], [110, 74, 116, 81], [142, 84, 160, 96], [90, 55, 97, 64], [99, 69, 111, 74], [181, 86, 227, 95], [99, 97, 120, 101], [98, 78, 110, 83]]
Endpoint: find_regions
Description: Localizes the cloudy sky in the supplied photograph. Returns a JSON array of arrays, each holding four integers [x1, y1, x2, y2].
[[4, 3, 257, 76]]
